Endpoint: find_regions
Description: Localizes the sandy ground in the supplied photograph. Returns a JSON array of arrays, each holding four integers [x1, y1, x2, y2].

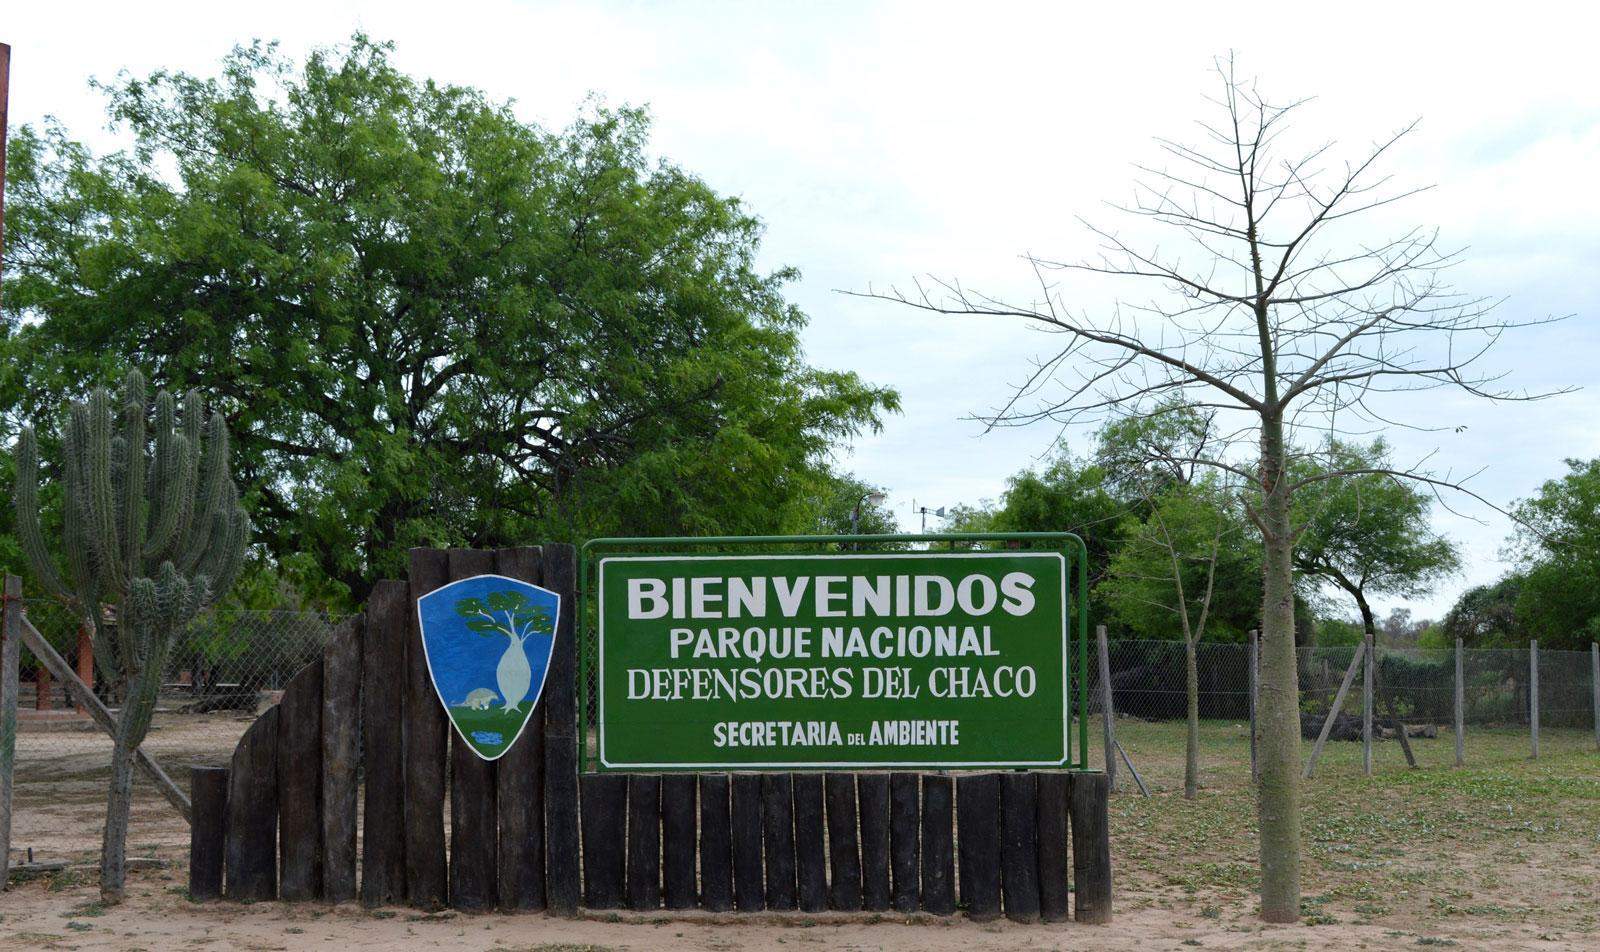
[[4, 879, 1595, 952], [7, 714, 1598, 950]]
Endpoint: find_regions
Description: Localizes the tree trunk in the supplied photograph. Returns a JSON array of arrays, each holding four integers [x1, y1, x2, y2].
[[100, 642, 166, 903], [1255, 417, 1301, 923], [1184, 636, 1199, 800]]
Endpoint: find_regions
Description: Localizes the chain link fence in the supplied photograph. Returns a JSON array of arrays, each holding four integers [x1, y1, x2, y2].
[[1089, 637, 1600, 792], [9, 601, 352, 861]]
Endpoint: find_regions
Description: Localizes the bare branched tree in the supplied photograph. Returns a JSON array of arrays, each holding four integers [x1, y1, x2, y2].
[[852, 56, 1568, 921]]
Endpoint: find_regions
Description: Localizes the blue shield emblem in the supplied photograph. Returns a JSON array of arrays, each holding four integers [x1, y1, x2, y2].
[[416, 573, 560, 761]]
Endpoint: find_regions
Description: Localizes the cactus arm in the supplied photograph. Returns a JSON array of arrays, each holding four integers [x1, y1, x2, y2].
[[13, 426, 75, 603], [121, 370, 149, 583], [83, 389, 125, 594], [180, 413, 231, 575], [144, 390, 184, 559]]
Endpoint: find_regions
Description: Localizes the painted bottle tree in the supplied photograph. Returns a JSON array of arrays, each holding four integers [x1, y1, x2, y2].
[[416, 575, 560, 760], [13, 369, 248, 902], [456, 590, 554, 713]]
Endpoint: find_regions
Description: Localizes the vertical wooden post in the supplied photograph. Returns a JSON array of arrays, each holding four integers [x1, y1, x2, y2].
[[698, 774, 734, 912], [34, 664, 52, 710], [494, 547, 545, 911], [760, 773, 797, 910], [1362, 634, 1374, 776], [1000, 771, 1040, 923], [404, 549, 450, 909], [446, 549, 498, 911], [731, 773, 765, 911], [541, 544, 581, 915], [225, 707, 280, 901], [75, 625, 94, 715], [361, 582, 408, 907], [856, 772, 891, 912], [321, 613, 362, 904], [1248, 629, 1259, 782], [0, 41, 10, 312], [792, 773, 828, 912], [626, 774, 662, 911], [1097, 625, 1117, 790], [579, 773, 626, 908], [919, 774, 956, 915], [1, 576, 24, 888], [1454, 638, 1466, 768], [1591, 643, 1599, 752], [661, 773, 698, 909], [1069, 772, 1112, 924], [189, 766, 229, 901], [1529, 640, 1540, 760], [888, 772, 920, 913], [824, 773, 861, 911], [956, 772, 1001, 920], [277, 662, 324, 901], [1035, 772, 1070, 923]]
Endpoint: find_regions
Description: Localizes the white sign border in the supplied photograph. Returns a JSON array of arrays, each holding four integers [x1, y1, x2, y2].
[[596, 551, 1070, 771]]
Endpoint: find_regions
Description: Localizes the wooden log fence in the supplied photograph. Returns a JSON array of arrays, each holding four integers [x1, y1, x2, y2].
[[183, 547, 1114, 924]]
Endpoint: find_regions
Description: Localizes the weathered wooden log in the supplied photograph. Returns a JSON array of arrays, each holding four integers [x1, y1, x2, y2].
[[731, 773, 765, 911], [189, 766, 228, 901], [792, 773, 828, 913], [957, 773, 1001, 921], [698, 774, 734, 912], [1035, 772, 1071, 923], [1069, 772, 1112, 924], [446, 548, 499, 911], [889, 772, 919, 912], [1, 575, 18, 886], [277, 662, 324, 901], [661, 773, 698, 909], [580, 773, 627, 908], [495, 546, 545, 911], [1000, 772, 1040, 922], [360, 581, 408, 907], [225, 706, 279, 901], [542, 544, 581, 915], [919, 774, 955, 915], [761, 773, 797, 910], [321, 614, 362, 903], [825, 773, 861, 911], [404, 548, 450, 908], [857, 773, 891, 912], [627, 774, 662, 910]]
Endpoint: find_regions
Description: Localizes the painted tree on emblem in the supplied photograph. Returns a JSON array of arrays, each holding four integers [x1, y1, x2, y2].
[[454, 592, 554, 713]]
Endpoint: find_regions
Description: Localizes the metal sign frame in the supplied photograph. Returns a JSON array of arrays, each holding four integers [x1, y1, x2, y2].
[[577, 532, 1089, 773]]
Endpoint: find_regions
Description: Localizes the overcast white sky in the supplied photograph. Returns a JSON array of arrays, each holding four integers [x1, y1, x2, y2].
[[6, 1, 1597, 620]]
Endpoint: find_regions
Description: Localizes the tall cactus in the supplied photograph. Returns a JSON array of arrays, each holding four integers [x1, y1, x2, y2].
[[13, 368, 248, 902]]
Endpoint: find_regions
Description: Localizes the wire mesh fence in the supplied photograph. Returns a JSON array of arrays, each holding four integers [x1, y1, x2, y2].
[[1086, 637, 1600, 793], [11, 602, 352, 774]]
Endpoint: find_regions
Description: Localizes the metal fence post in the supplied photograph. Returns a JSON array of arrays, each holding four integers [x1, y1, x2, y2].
[[1454, 637, 1465, 767], [1096, 625, 1116, 791], [1248, 629, 1259, 783], [1, 576, 22, 887], [1592, 642, 1599, 752], [1362, 633, 1374, 776], [1529, 640, 1540, 759]]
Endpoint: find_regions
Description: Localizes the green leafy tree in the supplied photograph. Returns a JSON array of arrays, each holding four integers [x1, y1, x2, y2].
[[1440, 576, 1522, 648], [1506, 457, 1600, 649], [1, 36, 896, 607], [1292, 439, 1460, 642], [14, 369, 247, 902], [1103, 480, 1259, 798]]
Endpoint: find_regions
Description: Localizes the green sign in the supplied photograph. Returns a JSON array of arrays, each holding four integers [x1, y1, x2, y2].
[[595, 551, 1070, 770]]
